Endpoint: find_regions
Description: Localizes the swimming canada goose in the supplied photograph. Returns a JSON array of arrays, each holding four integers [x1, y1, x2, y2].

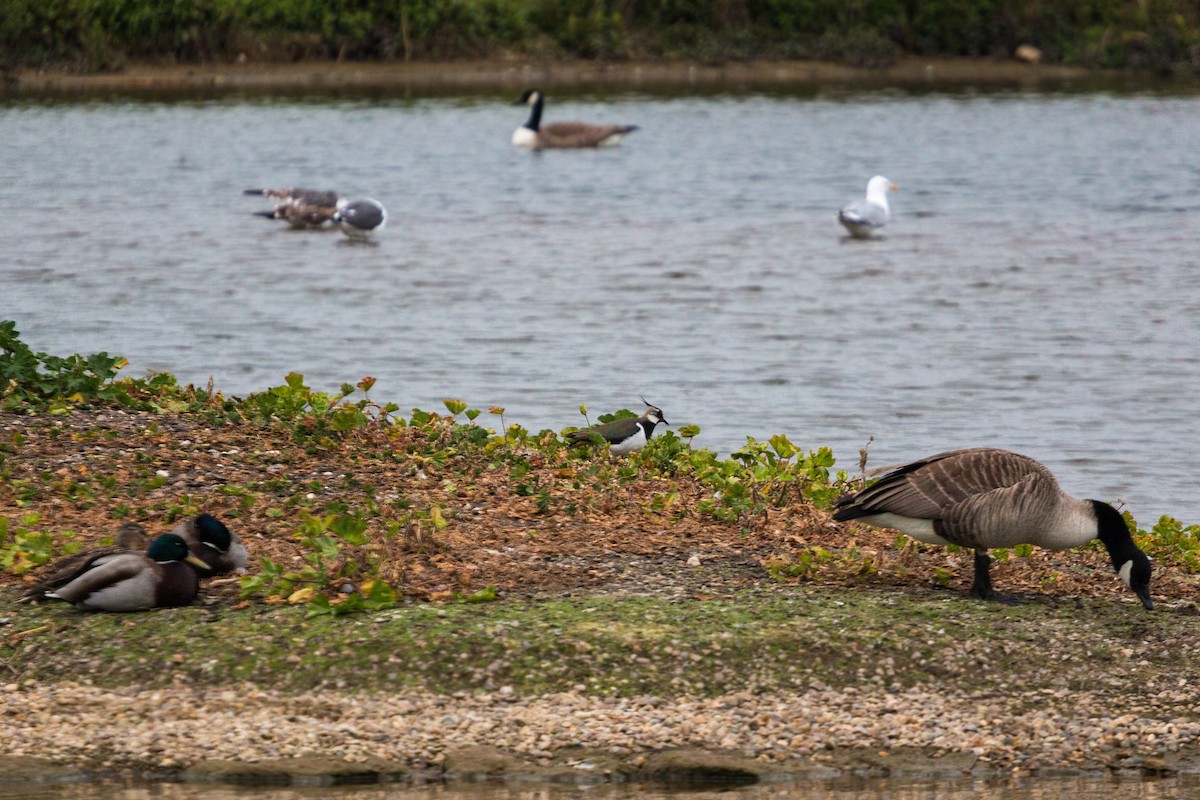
[[332, 198, 387, 242], [170, 513, 248, 578], [512, 89, 639, 149], [244, 187, 344, 228], [17, 521, 151, 604], [838, 175, 898, 238], [45, 534, 209, 612], [568, 401, 668, 455], [832, 448, 1153, 609]]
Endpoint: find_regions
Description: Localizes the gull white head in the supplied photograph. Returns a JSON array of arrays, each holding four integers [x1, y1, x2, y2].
[[866, 175, 898, 207]]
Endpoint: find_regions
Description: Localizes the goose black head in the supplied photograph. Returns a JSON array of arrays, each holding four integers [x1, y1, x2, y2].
[[515, 89, 543, 107], [1092, 500, 1153, 610]]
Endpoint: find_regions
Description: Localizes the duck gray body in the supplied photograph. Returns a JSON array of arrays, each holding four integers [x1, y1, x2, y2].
[[833, 448, 1153, 608], [568, 403, 667, 455], [245, 187, 343, 228], [171, 514, 248, 578], [46, 534, 208, 612], [512, 89, 638, 150], [17, 522, 151, 604]]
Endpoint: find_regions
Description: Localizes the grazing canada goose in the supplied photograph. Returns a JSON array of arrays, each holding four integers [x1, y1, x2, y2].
[[17, 521, 151, 604], [512, 89, 639, 150], [45, 534, 209, 612], [244, 187, 344, 228], [838, 175, 898, 238], [332, 198, 387, 242], [170, 513, 248, 578], [832, 448, 1153, 609], [568, 401, 668, 455]]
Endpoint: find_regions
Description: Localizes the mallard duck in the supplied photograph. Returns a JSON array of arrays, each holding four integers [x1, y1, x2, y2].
[[512, 89, 638, 149], [567, 401, 668, 455], [17, 521, 151, 604], [832, 448, 1153, 608], [45, 533, 209, 612], [170, 514, 248, 578]]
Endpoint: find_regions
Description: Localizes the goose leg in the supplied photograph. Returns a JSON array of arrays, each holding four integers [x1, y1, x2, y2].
[[968, 548, 1019, 605], [968, 549, 995, 600]]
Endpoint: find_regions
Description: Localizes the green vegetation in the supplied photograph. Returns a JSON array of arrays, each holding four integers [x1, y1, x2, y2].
[[2, 585, 1189, 696], [3, 322, 1200, 622], [1, 0, 1198, 74]]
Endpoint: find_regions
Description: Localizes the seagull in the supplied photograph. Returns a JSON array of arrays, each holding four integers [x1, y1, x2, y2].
[[332, 198, 387, 242], [838, 176, 898, 238]]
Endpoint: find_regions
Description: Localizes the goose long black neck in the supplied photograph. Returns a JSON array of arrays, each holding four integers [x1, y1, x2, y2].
[[1091, 499, 1153, 609], [525, 93, 544, 131], [1091, 500, 1138, 569]]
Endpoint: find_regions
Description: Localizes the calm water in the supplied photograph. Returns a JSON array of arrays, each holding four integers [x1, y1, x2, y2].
[[2, 774, 1199, 800], [2, 88, 1199, 522]]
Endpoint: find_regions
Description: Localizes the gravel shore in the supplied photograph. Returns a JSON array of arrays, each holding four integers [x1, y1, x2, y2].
[[2, 679, 1198, 781]]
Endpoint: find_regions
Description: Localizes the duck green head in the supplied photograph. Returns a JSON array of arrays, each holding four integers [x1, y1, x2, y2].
[[195, 514, 233, 553], [148, 533, 210, 570]]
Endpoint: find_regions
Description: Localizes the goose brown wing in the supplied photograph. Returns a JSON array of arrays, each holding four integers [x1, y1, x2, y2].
[[538, 122, 635, 148], [838, 448, 1053, 519]]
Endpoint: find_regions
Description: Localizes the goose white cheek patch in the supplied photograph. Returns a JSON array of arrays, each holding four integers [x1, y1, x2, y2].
[[1118, 560, 1134, 589]]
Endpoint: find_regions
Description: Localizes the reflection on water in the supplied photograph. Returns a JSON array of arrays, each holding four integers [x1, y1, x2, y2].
[[2, 88, 1199, 521], [2, 773, 1199, 800]]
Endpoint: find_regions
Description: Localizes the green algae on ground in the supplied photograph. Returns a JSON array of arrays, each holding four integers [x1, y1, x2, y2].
[[3, 584, 1195, 703]]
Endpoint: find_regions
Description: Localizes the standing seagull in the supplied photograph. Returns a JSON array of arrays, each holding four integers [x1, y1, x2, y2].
[[244, 187, 344, 229], [512, 89, 639, 150], [838, 175, 898, 238], [832, 448, 1153, 609], [568, 401, 668, 455], [332, 198, 387, 242]]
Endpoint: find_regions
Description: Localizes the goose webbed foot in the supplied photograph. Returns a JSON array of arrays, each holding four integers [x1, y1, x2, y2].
[[966, 549, 1021, 605]]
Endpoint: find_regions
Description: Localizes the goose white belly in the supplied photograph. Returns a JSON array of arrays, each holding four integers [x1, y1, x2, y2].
[[512, 127, 538, 148], [857, 513, 951, 546]]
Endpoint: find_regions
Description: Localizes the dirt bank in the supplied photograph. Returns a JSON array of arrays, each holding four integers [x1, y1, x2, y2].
[[5, 56, 1110, 95]]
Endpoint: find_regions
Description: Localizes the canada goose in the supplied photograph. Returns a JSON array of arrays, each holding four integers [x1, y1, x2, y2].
[[17, 521, 151, 604], [568, 401, 668, 455], [332, 198, 387, 242], [45, 534, 209, 612], [170, 513, 248, 578], [832, 448, 1153, 609], [512, 89, 638, 150], [244, 187, 344, 228], [838, 175, 898, 238]]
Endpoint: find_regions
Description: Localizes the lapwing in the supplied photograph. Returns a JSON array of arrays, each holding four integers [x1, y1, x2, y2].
[[512, 89, 639, 150], [838, 175, 898, 239], [832, 448, 1153, 609], [568, 400, 668, 455]]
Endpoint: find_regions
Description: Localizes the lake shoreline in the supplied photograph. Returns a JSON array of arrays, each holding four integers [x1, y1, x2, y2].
[[3, 55, 1163, 96], [1, 395, 1199, 785]]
